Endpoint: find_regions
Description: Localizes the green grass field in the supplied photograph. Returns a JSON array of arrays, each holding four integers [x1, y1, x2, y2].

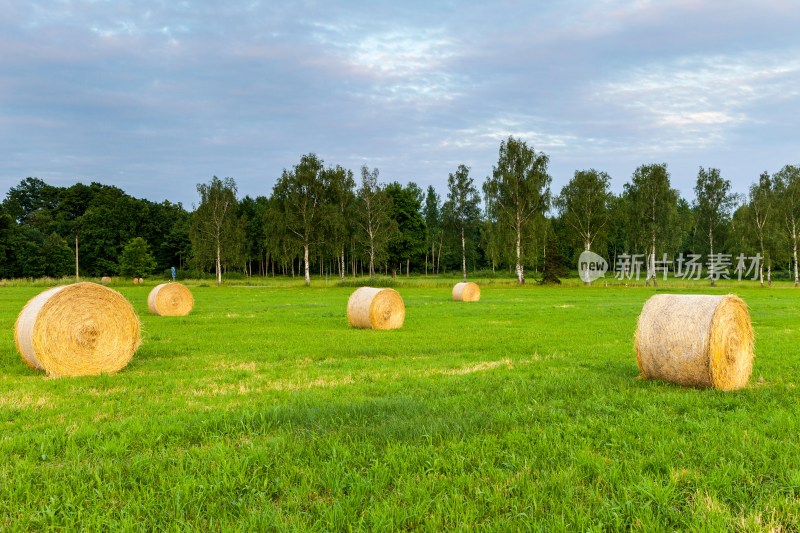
[[1, 278, 799, 531]]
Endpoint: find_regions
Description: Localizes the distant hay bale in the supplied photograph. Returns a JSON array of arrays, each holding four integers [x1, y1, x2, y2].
[[14, 282, 141, 378], [347, 287, 405, 329], [147, 282, 194, 316], [452, 281, 480, 302], [100, 276, 112, 284], [634, 294, 754, 390]]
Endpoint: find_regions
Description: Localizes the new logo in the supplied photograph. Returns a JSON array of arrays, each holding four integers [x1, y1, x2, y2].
[[578, 251, 608, 283]]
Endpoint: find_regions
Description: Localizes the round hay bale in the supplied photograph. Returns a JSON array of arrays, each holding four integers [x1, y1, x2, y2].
[[346, 287, 405, 329], [147, 282, 194, 316], [14, 282, 141, 377], [100, 276, 112, 284], [132, 278, 140, 285], [634, 294, 753, 390], [452, 281, 480, 302]]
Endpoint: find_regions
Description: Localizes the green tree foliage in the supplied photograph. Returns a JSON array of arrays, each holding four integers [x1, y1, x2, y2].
[[746, 172, 778, 285], [694, 166, 739, 286], [42, 232, 73, 277], [355, 166, 396, 277], [190, 176, 243, 285], [423, 186, 442, 275], [322, 165, 356, 280], [483, 136, 551, 284], [264, 195, 296, 277], [119, 237, 157, 278], [0, 209, 15, 278], [773, 164, 800, 287], [272, 154, 327, 286], [445, 164, 482, 281], [556, 169, 612, 254], [3, 177, 59, 226], [385, 182, 426, 276], [239, 195, 269, 277], [1, 178, 191, 280], [624, 163, 680, 287]]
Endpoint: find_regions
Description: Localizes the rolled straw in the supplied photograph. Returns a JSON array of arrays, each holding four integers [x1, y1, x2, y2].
[[452, 281, 480, 302], [347, 287, 405, 329], [14, 282, 141, 377], [634, 294, 754, 390], [147, 282, 194, 316]]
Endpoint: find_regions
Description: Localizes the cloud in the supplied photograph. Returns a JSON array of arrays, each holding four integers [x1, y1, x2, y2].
[[1, 1, 800, 206], [592, 51, 800, 154]]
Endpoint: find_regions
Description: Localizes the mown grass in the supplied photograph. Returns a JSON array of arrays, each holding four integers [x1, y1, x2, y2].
[[1, 278, 799, 531]]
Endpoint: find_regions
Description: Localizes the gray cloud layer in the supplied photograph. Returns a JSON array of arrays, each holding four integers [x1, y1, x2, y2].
[[2, 0, 798, 206]]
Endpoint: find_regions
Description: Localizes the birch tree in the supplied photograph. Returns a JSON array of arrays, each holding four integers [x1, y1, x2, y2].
[[694, 166, 738, 287], [423, 186, 442, 275], [482, 137, 551, 284], [272, 154, 327, 286], [555, 169, 612, 284], [446, 164, 481, 281], [774, 165, 800, 287], [356, 165, 395, 277], [624, 163, 679, 287], [323, 165, 356, 280], [748, 171, 774, 286], [190, 176, 241, 285]]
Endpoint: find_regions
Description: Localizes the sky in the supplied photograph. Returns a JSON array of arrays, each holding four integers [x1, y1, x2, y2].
[[1, 0, 799, 209]]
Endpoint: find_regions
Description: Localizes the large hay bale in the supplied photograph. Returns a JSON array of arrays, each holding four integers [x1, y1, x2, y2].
[[100, 276, 111, 284], [147, 282, 194, 316], [634, 294, 753, 390], [452, 281, 480, 302], [14, 282, 141, 377], [347, 287, 405, 329]]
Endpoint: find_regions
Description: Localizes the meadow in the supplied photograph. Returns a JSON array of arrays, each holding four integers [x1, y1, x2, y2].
[[1, 276, 799, 531]]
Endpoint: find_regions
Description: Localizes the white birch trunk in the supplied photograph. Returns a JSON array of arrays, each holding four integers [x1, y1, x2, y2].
[[75, 234, 79, 282], [304, 244, 310, 286], [216, 242, 222, 286], [461, 224, 467, 281], [515, 219, 524, 284], [709, 229, 715, 287]]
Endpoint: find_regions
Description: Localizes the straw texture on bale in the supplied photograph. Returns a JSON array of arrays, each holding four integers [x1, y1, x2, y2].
[[14, 282, 141, 377], [147, 282, 194, 316], [452, 281, 480, 302], [100, 276, 112, 284], [634, 294, 753, 390], [347, 287, 405, 329]]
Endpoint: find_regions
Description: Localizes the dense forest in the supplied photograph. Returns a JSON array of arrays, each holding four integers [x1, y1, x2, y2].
[[1, 136, 798, 286]]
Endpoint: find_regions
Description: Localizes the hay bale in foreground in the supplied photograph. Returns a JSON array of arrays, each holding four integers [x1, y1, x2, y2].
[[100, 276, 112, 284], [634, 294, 753, 390], [347, 287, 405, 329], [14, 282, 141, 377], [148, 282, 194, 316], [452, 281, 480, 302]]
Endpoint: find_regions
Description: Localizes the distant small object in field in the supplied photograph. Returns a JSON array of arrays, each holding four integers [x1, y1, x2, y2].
[[100, 276, 112, 284], [148, 282, 194, 316], [452, 281, 480, 302], [14, 282, 141, 377], [635, 294, 753, 390], [132, 277, 144, 285], [347, 287, 405, 329]]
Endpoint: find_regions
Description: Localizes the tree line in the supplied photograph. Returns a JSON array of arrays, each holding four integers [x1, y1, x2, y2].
[[1, 136, 799, 286]]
